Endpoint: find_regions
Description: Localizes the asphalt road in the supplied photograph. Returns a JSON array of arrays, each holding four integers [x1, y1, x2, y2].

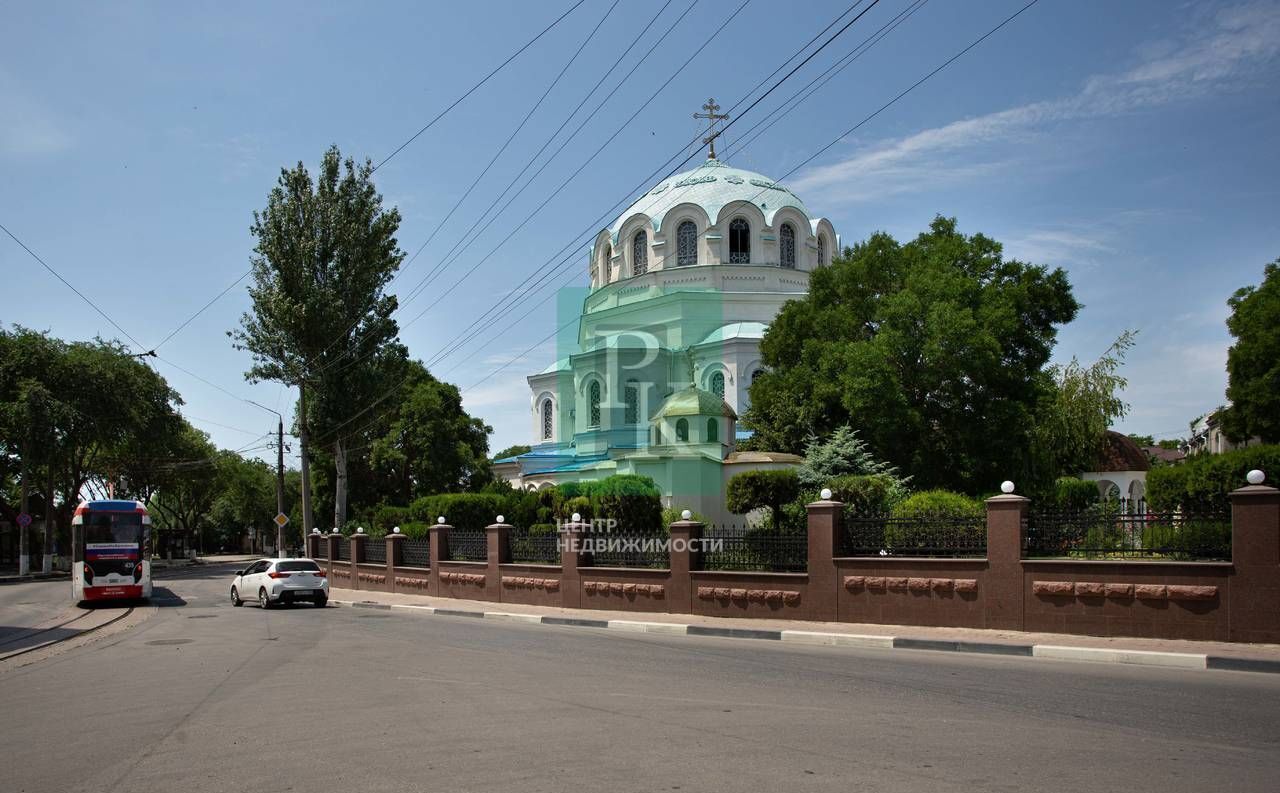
[[0, 563, 1278, 793]]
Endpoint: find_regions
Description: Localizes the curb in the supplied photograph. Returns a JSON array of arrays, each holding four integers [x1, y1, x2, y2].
[[330, 599, 1280, 675]]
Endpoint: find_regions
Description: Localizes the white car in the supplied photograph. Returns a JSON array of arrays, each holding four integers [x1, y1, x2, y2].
[[230, 558, 329, 608]]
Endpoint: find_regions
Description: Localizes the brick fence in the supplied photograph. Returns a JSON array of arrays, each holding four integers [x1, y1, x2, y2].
[[308, 483, 1280, 644]]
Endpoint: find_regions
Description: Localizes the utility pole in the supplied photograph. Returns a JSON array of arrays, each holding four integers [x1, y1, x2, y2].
[[298, 383, 315, 540], [275, 415, 285, 556], [18, 455, 29, 576]]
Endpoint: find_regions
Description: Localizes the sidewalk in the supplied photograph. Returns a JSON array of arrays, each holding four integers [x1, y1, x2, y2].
[[0, 570, 69, 584], [330, 586, 1280, 674]]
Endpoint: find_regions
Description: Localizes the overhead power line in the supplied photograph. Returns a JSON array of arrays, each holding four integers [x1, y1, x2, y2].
[[371, 0, 588, 173], [458, 0, 1042, 392], [151, 268, 252, 353]]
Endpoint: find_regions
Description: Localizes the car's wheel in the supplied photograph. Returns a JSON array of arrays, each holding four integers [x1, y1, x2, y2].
[[314, 595, 327, 608], [230, 587, 242, 607], [258, 587, 271, 609]]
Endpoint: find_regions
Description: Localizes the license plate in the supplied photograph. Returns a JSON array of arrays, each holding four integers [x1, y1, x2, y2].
[[291, 589, 313, 596]]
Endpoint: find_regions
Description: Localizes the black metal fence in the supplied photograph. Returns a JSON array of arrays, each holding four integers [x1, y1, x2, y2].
[[702, 524, 807, 573], [447, 529, 488, 562], [312, 537, 328, 559], [403, 538, 430, 567], [840, 509, 987, 558], [363, 537, 386, 564], [335, 537, 350, 561], [584, 528, 669, 569], [1025, 507, 1231, 561], [509, 526, 559, 564]]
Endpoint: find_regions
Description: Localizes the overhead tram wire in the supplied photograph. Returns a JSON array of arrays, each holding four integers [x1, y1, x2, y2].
[[310, 0, 893, 446], [322, 0, 869, 385], [150, 268, 252, 353], [459, 0, 1043, 393], [300, 0, 624, 377], [306, 0, 759, 445], [311, 0, 699, 382], [369, 0, 588, 175], [307, 0, 711, 384], [419, 0, 894, 372], [398, 0, 871, 311], [1, 221, 150, 354]]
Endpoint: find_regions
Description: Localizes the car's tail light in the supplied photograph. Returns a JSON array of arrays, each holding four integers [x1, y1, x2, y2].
[[133, 562, 143, 582], [268, 571, 291, 579], [84, 564, 94, 584], [314, 571, 326, 578]]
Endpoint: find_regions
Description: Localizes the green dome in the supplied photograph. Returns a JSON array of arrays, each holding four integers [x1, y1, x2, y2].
[[609, 159, 810, 242], [652, 386, 737, 420]]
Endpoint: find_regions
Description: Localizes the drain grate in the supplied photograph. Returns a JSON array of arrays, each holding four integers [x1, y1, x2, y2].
[[186, 615, 217, 619]]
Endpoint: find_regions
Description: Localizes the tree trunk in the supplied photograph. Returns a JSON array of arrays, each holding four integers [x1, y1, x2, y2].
[[333, 437, 348, 530], [298, 384, 315, 536], [18, 455, 29, 576], [43, 460, 55, 574]]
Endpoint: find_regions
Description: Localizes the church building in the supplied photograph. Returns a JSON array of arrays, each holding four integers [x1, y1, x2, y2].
[[495, 110, 838, 520]]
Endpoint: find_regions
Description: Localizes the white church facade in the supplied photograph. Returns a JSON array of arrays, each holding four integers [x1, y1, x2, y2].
[[494, 151, 837, 521]]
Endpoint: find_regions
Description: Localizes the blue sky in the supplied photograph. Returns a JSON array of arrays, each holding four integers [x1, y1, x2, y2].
[[3, 0, 1279, 463]]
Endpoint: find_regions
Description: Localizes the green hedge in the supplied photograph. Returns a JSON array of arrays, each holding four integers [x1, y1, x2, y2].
[[726, 469, 801, 529], [884, 490, 986, 552], [408, 493, 508, 532], [1147, 444, 1280, 511], [1050, 477, 1100, 510], [826, 474, 901, 514]]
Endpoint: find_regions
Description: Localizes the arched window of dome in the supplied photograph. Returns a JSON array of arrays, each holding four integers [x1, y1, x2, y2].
[[603, 244, 612, 282], [632, 230, 648, 276], [816, 235, 826, 267], [729, 217, 750, 264], [588, 380, 602, 428], [779, 223, 796, 269], [751, 368, 764, 384], [677, 220, 697, 266], [706, 418, 718, 444], [676, 418, 689, 442], [653, 425, 661, 445], [709, 370, 725, 398], [624, 380, 639, 424], [541, 399, 554, 441]]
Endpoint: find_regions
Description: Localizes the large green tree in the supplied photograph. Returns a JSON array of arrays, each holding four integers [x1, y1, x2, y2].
[[232, 145, 405, 537], [1220, 259, 1280, 443], [744, 217, 1079, 493]]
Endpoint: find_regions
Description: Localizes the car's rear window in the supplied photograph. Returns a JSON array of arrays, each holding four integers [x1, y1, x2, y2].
[[276, 561, 321, 572]]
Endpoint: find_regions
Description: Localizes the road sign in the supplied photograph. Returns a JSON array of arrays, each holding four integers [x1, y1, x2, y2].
[[273, 512, 290, 529], [16, 512, 32, 528]]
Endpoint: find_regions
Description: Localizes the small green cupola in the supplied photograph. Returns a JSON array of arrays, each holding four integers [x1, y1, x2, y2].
[[650, 386, 736, 452]]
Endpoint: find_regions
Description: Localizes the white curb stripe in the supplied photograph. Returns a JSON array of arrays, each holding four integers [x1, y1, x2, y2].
[[484, 612, 545, 624], [607, 619, 690, 635], [390, 604, 438, 614], [781, 630, 896, 649], [1032, 644, 1208, 669]]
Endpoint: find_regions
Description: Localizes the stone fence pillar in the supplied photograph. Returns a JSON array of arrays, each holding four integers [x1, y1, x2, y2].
[[806, 496, 842, 621], [985, 492, 1029, 631], [559, 521, 587, 609], [387, 531, 405, 570], [349, 532, 367, 590], [484, 520, 511, 600], [306, 531, 321, 559], [1229, 477, 1280, 643], [429, 521, 451, 597], [326, 531, 341, 577], [668, 517, 702, 614]]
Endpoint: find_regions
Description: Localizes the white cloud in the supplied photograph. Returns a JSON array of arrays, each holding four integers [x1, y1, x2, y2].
[[790, 1, 1280, 204], [0, 71, 73, 157]]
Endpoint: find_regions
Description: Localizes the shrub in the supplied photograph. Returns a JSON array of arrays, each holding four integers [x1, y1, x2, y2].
[[588, 475, 663, 533], [827, 474, 902, 514], [662, 507, 706, 526], [884, 490, 985, 554], [1148, 444, 1280, 511], [727, 469, 801, 529], [561, 496, 593, 522], [408, 493, 508, 532], [372, 503, 411, 535], [1050, 477, 1099, 511], [797, 425, 907, 491], [399, 520, 432, 540]]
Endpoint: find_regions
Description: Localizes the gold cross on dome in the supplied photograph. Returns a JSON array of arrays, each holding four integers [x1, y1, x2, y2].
[[693, 97, 729, 160]]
